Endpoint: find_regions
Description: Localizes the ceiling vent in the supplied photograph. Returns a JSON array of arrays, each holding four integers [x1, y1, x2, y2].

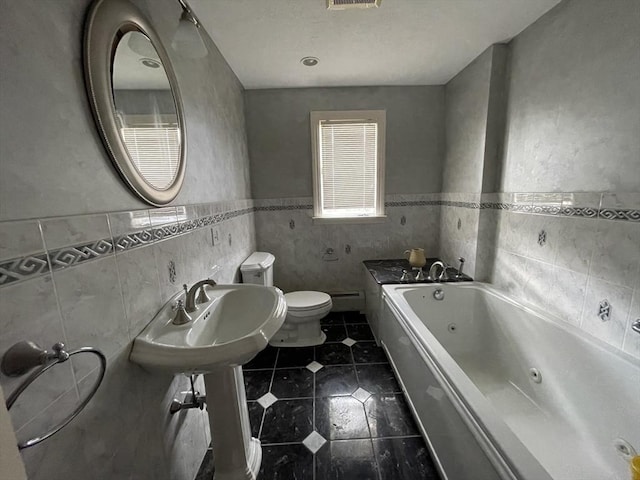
[[327, 0, 381, 10]]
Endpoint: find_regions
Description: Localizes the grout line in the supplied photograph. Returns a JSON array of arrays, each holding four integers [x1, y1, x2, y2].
[[259, 440, 305, 447], [370, 435, 384, 480], [312, 340, 317, 434], [266, 349, 279, 392], [38, 219, 80, 399], [107, 214, 132, 344], [256, 348, 279, 440]]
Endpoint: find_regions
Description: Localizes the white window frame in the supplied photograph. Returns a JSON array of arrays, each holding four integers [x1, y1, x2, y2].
[[310, 110, 386, 224]]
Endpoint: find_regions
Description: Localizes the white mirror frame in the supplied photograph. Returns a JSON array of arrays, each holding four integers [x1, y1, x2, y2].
[[84, 0, 186, 206]]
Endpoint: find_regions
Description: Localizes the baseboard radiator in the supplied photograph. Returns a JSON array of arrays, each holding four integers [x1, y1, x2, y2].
[[329, 291, 365, 312]]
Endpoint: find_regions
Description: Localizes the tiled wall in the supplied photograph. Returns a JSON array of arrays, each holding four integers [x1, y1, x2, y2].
[[438, 45, 508, 280], [438, 193, 481, 278], [1, 0, 255, 476], [0, 200, 256, 479], [438, 193, 640, 359], [245, 86, 446, 293], [436, 0, 640, 360], [488, 193, 639, 358], [254, 195, 441, 292]]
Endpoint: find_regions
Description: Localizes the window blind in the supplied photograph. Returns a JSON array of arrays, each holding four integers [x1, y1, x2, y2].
[[319, 121, 378, 217], [120, 126, 180, 190]]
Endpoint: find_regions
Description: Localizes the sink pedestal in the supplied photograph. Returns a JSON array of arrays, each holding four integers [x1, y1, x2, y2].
[[204, 367, 261, 480]]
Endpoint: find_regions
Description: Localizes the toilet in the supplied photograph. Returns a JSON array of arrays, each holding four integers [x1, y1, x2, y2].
[[240, 252, 331, 347]]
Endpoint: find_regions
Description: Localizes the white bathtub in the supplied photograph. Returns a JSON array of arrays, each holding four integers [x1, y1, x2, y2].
[[380, 282, 639, 480]]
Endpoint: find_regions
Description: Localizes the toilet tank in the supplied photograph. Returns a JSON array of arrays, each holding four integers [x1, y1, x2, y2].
[[240, 252, 275, 286]]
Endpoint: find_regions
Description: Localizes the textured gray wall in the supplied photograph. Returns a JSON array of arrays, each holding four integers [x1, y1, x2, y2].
[[0, 0, 255, 478], [501, 0, 640, 193], [439, 46, 507, 278], [441, 48, 493, 193], [438, 0, 640, 361], [0, 0, 251, 221], [486, 0, 640, 358], [245, 86, 445, 198]]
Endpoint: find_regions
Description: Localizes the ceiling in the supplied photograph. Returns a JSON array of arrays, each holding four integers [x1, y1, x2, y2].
[[190, 0, 560, 89], [113, 32, 172, 90]]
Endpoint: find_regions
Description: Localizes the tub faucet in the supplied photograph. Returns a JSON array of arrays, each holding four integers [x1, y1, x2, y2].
[[428, 261, 448, 282], [184, 279, 217, 313]]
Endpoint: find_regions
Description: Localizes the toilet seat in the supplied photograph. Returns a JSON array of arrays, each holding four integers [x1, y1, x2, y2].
[[284, 291, 332, 313]]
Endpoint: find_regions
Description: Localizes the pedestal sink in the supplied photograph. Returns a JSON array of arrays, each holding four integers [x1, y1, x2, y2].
[[130, 284, 287, 480]]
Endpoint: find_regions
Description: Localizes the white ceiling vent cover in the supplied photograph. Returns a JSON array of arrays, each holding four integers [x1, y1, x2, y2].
[[327, 0, 381, 10]]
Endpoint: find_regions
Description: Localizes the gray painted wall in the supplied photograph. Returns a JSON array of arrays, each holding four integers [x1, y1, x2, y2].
[[501, 0, 640, 193], [246, 86, 445, 291], [0, 0, 251, 221], [437, 0, 639, 358], [441, 48, 493, 194], [0, 0, 254, 478], [439, 45, 508, 278], [450, 0, 640, 357], [488, 0, 640, 356], [245, 86, 445, 198]]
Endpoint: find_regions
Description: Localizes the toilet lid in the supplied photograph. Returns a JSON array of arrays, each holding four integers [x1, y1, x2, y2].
[[285, 291, 332, 311]]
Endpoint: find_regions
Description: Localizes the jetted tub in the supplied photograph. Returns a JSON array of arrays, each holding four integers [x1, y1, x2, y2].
[[380, 282, 639, 480]]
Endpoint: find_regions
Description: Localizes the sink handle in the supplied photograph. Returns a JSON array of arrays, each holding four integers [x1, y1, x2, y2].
[[172, 299, 192, 326], [197, 286, 211, 304]]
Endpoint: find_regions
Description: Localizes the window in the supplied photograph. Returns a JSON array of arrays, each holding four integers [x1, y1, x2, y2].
[[310, 110, 386, 222]]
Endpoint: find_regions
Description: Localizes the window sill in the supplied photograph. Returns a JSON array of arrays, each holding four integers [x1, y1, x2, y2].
[[312, 215, 387, 225]]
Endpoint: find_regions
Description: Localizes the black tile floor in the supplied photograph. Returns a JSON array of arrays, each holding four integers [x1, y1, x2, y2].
[[195, 312, 441, 480]]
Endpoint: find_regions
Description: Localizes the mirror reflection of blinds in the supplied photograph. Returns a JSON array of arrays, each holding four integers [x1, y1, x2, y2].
[[120, 126, 180, 190], [319, 121, 378, 217]]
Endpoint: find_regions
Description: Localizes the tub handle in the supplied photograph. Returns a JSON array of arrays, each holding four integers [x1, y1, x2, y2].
[[632, 319, 640, 335]]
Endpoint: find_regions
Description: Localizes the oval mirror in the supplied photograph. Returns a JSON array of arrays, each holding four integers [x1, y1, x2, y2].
[[84, 0, 186, 205]]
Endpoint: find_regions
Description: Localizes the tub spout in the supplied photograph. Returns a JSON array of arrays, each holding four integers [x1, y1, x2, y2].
[[428, 261, 448, 282]]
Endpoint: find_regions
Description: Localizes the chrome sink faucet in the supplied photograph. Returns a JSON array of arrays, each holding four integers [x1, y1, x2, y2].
[[184, 279, 217, 313]]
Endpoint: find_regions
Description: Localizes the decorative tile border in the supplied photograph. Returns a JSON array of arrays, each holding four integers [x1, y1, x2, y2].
[[599, 208, 640, 222], [0, 204, 255, 288], [255, 204, 313, 211], [254, 196, 639, 222], [48, 239, 114, 271], [385, 200, 440, 207], [114, 229, 155, 252], [440, 200, 481, 209], [484, 202, 638, 221], [441, 193, 638, 222], [1, 193, 636, 287], [0, 253, 49, 286]]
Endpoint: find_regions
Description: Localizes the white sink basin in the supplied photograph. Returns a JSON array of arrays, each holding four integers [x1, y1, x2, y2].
[[130, 284, 287, 374]]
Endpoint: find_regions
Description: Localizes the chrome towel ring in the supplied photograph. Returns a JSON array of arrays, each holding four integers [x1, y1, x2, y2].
[[1, 341, 106, 450]]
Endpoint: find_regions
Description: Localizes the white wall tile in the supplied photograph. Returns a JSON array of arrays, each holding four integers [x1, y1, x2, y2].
[[41, 214, 111, 250], [622, 288, 640, 358], [552, 217, 595, 275], [590, 219, 640, 288], [580, 277, 632, 349], [0, 220, 44, 260], [53, 256, 128, 381], [0, 275, 75, 433], [545, 266, 589, 326], [115, 245, 162, 339]]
